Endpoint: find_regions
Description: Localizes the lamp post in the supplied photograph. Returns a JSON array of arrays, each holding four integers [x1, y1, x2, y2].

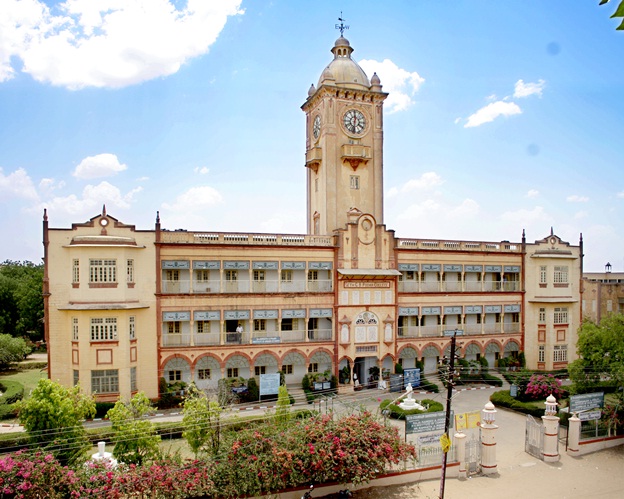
[[605, 262, 612, 273]]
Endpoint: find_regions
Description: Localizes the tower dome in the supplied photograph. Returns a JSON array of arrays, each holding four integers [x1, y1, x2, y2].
[[317, 36, 371, 90]]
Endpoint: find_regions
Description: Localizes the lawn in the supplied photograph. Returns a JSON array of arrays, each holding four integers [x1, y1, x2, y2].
[[0, 365, 48, 397]]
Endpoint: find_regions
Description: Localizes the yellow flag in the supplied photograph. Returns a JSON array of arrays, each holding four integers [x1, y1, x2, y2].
[[440, 433, 452, 453]]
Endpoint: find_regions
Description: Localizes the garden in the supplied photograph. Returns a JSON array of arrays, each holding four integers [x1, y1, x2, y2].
[[0, 379, 417, 498]]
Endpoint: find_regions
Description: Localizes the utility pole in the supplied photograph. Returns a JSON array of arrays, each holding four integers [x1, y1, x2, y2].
[[439, 329, 459, 499]]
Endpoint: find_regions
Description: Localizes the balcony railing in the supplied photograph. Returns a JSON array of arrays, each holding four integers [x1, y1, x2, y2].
[[397, 323, 520, 338], [398, 280, 520, 293], [161, 329, 334, 347], [397, 238, 521, 253], [162, 333, 191, 347], [161, 278, 333, 294], [160, 230, 335, 247]]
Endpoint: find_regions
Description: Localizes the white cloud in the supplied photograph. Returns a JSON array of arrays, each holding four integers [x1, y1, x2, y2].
[[566, 194, 589, 203], [617, 191, 624, 198], [526, 189, 539, 198], [73, 153, 127, 179], [161, 185, 223, 212], [0, 0, 244, 89], [39, 178, 66, 193], [41, 181, 141, 215], [514, 79, 546, 98], [448, 198, 480, 218], [387, 172, 444, 198], [464, 101, 522, 128], [0, 167, 39, 200], [500, 206, 551, 224], [359, 58, 424, 113], [194, 166, 209, 175]]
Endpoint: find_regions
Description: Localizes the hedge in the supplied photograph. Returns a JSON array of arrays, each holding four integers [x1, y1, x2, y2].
[[0, 381, 24, 420], [380, 398, 444, 420], [490, 390, 547, 418]]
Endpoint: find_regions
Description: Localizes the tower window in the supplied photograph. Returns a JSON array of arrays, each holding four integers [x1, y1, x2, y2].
[[350, 175, 360, 190]]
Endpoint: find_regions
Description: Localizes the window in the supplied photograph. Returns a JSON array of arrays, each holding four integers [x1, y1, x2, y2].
[[283, 364, 293, 375], [254, 319, 266, 331], [315, 178, 318, 193], [129, 316, 135, 340], [225, 270, 238, 281], [281, 318, 293, 331], [400, 270, 417, 281], [168, 322, 181, 334], [196, 321, 210, 334], [281, 270, 293, 282], [553, 345, 568, 362], [539, 308, 546, 324], [130, 366, 137, 392], [89, 259, 117, 283], [90, 318, 117, 341], [166, 270, 179, 281], [168, 370, 182, 382], [196, 270, 210, 282], [91, 369, 119, 394], [127, 259, 134, 283], [72, 317, 79, 341], [350, 175, 360, 189], [198, 368, 211, 380], [308, 270, 318, 281], [554, 307, 568, 325], [72, 259, 80, 283], [227, 367, 239, 378], [255, 366, 266, 376], [307, 363, 319, 373], [253, 270, 265, 281], [73, 370, 79, 386], [539, 266, 547, 284], [538, 346, 545, 363], [554, 266, 569, 284]]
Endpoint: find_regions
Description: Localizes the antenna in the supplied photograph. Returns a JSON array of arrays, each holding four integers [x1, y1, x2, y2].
[[335, 12, 349, 36]]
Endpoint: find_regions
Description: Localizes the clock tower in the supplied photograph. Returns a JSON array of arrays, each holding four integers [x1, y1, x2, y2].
[[302, 36, 388, 235]]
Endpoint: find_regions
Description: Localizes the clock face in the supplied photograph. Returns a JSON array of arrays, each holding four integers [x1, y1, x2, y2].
[[313, 115, 321, 139], [343, 109, 366, 135]]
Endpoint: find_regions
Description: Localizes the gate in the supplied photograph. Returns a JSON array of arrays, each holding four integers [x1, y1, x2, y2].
[[465, 432, 481, 475], [525, 415, 544, 460]]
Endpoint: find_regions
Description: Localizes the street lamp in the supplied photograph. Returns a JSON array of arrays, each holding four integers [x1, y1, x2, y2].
[[545, 394, 558, 416], [482, 401, 497, 425], [605, 262, 612, 273]]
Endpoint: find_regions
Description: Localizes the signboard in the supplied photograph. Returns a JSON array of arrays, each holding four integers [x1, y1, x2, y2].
[[406, 412, 452, 435], [417, 433, 443, 445], [579, 410, 602, 421], [259, 373, 280, 397], [569, 392, 604, 413], [403, 368, 421, 388], [443, 329, 464, 337], [314, 382, 332, 391], [455, 411, 481, 431], [251, 337, 281, 344]]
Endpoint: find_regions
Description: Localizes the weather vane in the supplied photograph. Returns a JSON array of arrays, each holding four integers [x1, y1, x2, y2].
[[335, 12, 349, 36]]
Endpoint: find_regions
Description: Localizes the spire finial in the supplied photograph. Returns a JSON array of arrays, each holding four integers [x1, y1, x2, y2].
[[335, 12, 349, 36]]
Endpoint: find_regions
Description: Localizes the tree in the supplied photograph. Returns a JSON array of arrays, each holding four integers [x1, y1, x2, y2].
[[182, 384, 223, 458], [569, 314, 624, 401], [16, 378, 96, 465], [274, 385, 291, 425], [0, 260, 44, 340], [600, 0, 624, 30], [107, 392, 161, 465], [0, 333, 31, 369]]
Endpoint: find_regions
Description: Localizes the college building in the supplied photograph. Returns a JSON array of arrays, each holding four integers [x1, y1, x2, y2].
[[43, 35, 583, 401]]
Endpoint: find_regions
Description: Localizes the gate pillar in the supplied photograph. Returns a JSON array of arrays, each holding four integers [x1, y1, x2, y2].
[[567, 414, 581, 457], [454, 431, 467, 479], [542, 394, 560, 462], [480, 401, 498, 475]]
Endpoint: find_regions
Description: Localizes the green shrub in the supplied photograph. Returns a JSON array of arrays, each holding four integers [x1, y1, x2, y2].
[[490, 390, 549, 418], [0, 381, 24, 405], [301, 374, 311, 391], [380, 398, 444, 420], [418, 375, 439, 393], [246, 377, 259, 402], [395, 363, 404, 374], [94, 402, 116, 419]]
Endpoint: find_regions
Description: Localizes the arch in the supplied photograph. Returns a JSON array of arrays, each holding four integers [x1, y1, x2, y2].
[[309, 350, 332, 365], [191, 353, 222, 370], [504, 340, 520, 353], [421, 344, 441, 374], [282, 351, 306, 366], [398, 346, 418, 359], [484, 340, 503, 353], [160, 353, 193, 369], [422, 344, 442, 357], [223, 351, 252, 364], [354, 311, 380, 342], [463, 342, 482, 356], [193, 355, 221, 390], [225, 354, 251, 379], [162, 357, 191, 385], [253, 353, 279, 368]]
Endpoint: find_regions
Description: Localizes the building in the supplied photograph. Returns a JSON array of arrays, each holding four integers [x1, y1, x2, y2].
[[582, 263, 624, 323], [43, 36, 583, 401]]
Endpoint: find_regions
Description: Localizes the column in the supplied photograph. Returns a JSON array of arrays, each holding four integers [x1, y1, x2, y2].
[[542, 394, 560, 462], [481, 401, 498, 475], [454, 431, 467, 479], [567, 414, 581, 457]]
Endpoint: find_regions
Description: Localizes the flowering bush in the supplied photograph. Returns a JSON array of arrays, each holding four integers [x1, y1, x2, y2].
[[524, 374, 564, 400], [0, 411, 414, 498]]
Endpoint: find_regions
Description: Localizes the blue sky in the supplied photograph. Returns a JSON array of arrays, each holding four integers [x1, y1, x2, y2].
[[0, 0, 622, 272]]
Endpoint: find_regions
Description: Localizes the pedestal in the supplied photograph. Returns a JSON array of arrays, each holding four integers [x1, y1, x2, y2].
[[541, 415, 560, 462], [567, 415, 581, 456], [454, 431, 467, 479], [480, 423, 498, 474]]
